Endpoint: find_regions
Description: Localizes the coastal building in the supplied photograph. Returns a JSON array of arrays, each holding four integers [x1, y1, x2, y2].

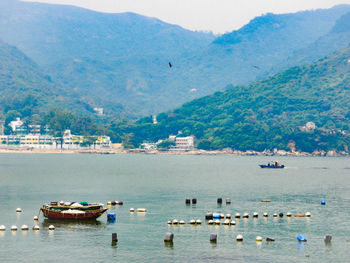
[[8, 117, 27, 134], [141, 142, 157, 151], [175, 136, 194, 149], [0, 127, 111, 150], [300, 121, 316, 132], [168, 136, 194, 151], [168, 135, 176, 142], [63, 129, 85, 147], [94, 135, 112, 148], [28, 125, 41, 135], [93, 107, 104, 116], [62, 130, 111, 149], [0, 134, 55, 148]]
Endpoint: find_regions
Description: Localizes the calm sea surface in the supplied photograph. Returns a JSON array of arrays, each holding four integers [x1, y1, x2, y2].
[[0, 154, 349, 262]]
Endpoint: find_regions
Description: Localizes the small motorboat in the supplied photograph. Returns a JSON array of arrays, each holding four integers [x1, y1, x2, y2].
[[40, 201, 108, 220], [259, 161, 284, 169]]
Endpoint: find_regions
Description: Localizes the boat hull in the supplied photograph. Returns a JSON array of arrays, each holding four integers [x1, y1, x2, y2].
[[40, 208, 108, 220], [259, 165, 285, 168]]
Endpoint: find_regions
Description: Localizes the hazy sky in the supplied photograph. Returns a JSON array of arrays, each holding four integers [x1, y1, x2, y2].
[[23, 0, 350, 33]]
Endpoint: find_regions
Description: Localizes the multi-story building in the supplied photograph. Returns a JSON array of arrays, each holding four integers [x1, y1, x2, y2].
[[8, 118, 23, 132], [1, 119, 111, 149], [28, 125, 41, 135], [168, 135, 194, 151]]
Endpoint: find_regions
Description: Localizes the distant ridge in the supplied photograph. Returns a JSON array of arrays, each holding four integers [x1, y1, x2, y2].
[[0, 1, 350, 118], [283, 11, 350, 70]]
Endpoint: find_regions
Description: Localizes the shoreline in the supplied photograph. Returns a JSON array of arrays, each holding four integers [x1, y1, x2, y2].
[[0, 148, 348, 157]]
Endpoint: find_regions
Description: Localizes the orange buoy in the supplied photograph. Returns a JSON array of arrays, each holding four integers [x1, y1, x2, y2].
[[294, 214, 305, 217]]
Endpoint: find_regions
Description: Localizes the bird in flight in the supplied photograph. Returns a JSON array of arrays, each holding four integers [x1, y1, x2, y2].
[[253, 65, 260, 69], [169, 62, 172, 68]]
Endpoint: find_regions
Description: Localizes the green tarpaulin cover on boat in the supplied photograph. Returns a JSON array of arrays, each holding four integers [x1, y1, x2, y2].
[[80, 201, 88, 205]]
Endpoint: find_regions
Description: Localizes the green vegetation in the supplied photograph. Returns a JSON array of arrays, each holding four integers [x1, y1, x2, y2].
[[157, 140, 175, 150], [118, 46, 350, 153]]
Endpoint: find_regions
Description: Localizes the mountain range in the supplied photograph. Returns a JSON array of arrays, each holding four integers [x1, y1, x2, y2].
[[1, 0, 350, 118]]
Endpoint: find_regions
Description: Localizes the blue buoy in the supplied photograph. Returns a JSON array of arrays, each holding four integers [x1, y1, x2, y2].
[[321, 200, 326, 205], [213, 213, 221, 219], [107, 213, 116, 222], [297, 234, 307, 242]]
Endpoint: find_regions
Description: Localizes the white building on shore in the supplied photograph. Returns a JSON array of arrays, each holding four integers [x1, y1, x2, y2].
[[168, 135, 194, 151], [0, 129, 111, 150]]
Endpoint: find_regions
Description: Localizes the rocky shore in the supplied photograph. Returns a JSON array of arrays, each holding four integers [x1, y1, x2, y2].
[[0, 147, 348, 157]]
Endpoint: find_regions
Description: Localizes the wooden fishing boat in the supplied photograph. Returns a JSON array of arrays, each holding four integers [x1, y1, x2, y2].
[[40, 202, 108, 220]]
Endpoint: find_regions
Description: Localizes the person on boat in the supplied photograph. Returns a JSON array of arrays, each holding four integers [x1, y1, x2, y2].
[[268, 162, 270, 166], [275, 161, 279, 167]]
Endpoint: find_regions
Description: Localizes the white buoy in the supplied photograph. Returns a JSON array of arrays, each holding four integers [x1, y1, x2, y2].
[[215, 220, 220, 225], [256, 236, 263, 242], [48, 225, 55, 230], [235, 213, 241, 219], [230, 220, 236, 225], [190, 219, 196, 225], [11, 225, 17, 231], [273, 213, 278, 217], [172, 219, 178, 225], [224, 219, 230, 225], [305, 212, 311, 217], [33, 225, 40, 230], [0, 225, 6, 231], [253, 212, 258, 218], [33, 216, 39, 220], [208, 220, 214, 225], [21, 225, 29, 230], [263, 213, 268, 217], [129, 208, 135, 212], [16, 208, 22, 213], [196, 219, 202, 225], [167, 221, 172, 224], [179, 220, 185, 225], [226, 213, 231, 219], [107, 201, 112, 206], [136, 208, 147, 212], [286, 212, 292, 217], [219, 213, 225, 218], [236, 234, 243, 241], [243, 213, 249, 218]]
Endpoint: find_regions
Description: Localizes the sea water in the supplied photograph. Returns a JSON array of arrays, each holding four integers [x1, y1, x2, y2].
[[0, 154, 349, 262]]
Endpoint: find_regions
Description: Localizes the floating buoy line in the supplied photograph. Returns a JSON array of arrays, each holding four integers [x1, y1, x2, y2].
[[2, 201, 318, 247]]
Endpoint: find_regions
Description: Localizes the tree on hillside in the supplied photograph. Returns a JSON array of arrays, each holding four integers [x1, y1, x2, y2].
[[44, 108, 75, 148]]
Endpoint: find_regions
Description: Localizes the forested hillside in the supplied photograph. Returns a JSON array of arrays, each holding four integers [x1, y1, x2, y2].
[[121, 46, 350, 152], [0, 40, 60, 119], [0, 40, 115, 135]]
